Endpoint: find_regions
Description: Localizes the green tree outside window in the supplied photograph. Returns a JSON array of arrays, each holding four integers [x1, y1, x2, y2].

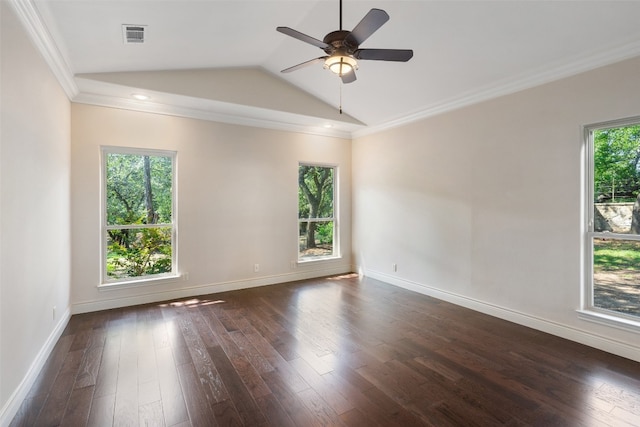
[[104, 150, 175, 281], [298, 165, 336, 260]]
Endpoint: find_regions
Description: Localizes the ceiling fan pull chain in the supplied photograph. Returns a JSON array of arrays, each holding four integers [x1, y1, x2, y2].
[[339, 81, 343, 114]]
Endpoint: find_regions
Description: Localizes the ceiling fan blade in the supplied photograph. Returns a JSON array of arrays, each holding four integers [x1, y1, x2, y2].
[[354, 49, 413, 62], [277, 27, 329, 49], [281, 56, 328, 73], [345, 9, 389, 47], [341, 70, 357, 84]]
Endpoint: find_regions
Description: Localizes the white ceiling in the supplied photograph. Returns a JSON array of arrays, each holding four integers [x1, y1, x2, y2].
[[28, 0, 640, 136]]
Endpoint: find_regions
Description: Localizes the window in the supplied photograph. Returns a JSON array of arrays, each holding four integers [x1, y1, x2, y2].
[[585, 118, 640, 325], [298, 164, 338, 261], [102, 147, 176, 283]]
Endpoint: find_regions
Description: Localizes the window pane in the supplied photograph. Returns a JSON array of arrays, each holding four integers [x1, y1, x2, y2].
[[106, 227, 172, 280], [593, 238, 640, 318], [106, 153, 173, 226], [593, 125, 640, 234], [298, 166, 334, 219], [299, 221, 334, 259]]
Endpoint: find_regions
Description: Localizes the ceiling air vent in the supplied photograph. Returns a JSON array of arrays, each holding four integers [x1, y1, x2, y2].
[[122, 25, 145, 44]]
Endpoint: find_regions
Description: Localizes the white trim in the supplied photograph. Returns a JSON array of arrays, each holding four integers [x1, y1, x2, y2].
[[73, 92, 356, 139], [361, 268, 640, 363], [353, 40, 640, 139], [298, 163, 339, 261], [298, 256, 341, 264], [577, 309, 640, 334], [11, 0, 640, 141], [582, 117, 640, 329], [98, 273, 184, 290], [0, 308, 71, 427], [6, 0, 77, 99], [72, 265, 352, 315]]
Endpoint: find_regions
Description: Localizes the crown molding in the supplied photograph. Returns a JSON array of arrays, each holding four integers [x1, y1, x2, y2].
[[7, 0, 78, 99], [354, 38, 640, 139], [73, 91, 356, 139], [9, 0, 355, 138], [12, 0, 640, 141]]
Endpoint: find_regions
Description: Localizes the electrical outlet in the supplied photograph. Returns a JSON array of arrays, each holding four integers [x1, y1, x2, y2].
[[254, 263, 260, 272], [392, 263, 398, 272], [52, 306, 56, 321], [290, 261, 297, 270]]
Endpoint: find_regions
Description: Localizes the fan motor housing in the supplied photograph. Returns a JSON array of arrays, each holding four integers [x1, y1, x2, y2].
[[323, 30, 355, 54]]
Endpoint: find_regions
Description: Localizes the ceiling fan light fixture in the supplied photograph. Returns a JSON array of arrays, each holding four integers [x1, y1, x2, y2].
[[324, 55, 358, 76]]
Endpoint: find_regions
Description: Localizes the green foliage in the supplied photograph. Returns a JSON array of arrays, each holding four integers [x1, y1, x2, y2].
[[315, 222, 333, 245], [107, 227, 172, 279], [106, 153, 172, 226], [105, 151, 173, 279], [593, 125, 640, 202], [298, 166, 334, 219], [298, 165, 335, 253], [593, 240, 640, 272]]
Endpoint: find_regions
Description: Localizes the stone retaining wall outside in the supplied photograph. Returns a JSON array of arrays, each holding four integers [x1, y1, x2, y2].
[[594, 203, 634, 233]]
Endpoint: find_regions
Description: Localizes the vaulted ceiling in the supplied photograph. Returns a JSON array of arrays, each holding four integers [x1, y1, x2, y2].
[[23, 0, 640, 137]]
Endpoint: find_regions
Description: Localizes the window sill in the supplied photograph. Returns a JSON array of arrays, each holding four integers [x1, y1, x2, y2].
[[98, 274, 184, 291], [577, 309, 640, 334], [297, 255, 342, 264]]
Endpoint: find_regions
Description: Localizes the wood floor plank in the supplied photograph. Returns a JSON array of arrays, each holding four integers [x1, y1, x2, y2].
[[138, 380, 161, 406], [93, 333, 121, 399], [360, 384, 427, 426], [139, 400, 165, 427], [206, 345, 267, 425], [113, 347, 138, 426], [60, 386, 94, 427], [176, 362, 218, 426], [261, 370, 320, 427], [33, 348, 86, 427], [86, 393, 115, 427], [228, 329, 274, 375], [255, 393, 297, 427], [160, 308, 191, 366], [339, 407, 383, 427], [26, 334, 74, 399], [192, 307, 272, 401], [176, 310, 230, 406], [8, 393, 48, 427], [11, 274, 640, 426], [355, 357, 425, 406], [289, 357, 354, 416], [224, 310, 310, 394], [296, 386, 345, 427], [74, 344, 103, 390], [211, 399, 243, 426], [156, 345, 189, 427]]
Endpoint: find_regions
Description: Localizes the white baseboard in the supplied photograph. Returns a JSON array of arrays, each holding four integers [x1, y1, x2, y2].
[[362, 268, 640, 363], [72, 265, 352, 314], [0, 307, 71, 427]]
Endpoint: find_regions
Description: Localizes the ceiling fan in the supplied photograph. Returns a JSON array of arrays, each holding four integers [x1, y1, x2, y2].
[[276, 0, 413, 84]]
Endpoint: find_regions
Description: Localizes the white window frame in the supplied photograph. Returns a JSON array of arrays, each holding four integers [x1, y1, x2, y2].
[[100, 146, 179, 287], [298, 162, 340, 262], [580, 117, 640, 332]]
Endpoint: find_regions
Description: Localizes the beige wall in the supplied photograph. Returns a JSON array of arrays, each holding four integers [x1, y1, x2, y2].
[[70, 104, 352, 312], [0, 1, 71, 419], [352, 56, 640, 360]]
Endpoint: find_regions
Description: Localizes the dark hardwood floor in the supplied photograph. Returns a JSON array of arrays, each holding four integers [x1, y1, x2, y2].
[[10, 274, 640, 426]]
